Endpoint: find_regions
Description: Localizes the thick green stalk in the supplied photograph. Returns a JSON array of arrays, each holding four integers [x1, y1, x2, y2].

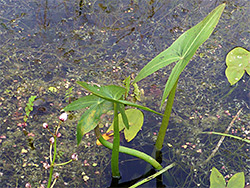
[[155, 77, 178, 151], [94, 126, 162, 170], [111, 102, 120, 178]]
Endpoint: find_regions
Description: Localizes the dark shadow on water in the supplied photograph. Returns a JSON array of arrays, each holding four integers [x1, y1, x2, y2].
[[105, 145, 198, 188]]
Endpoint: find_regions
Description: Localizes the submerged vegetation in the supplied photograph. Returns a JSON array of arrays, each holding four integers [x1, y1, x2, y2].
[[0, 0, 250, 187]]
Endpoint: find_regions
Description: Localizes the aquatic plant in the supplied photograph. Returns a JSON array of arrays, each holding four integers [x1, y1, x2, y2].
[[63, 81, 163, 178], [133, 3, 226, 151], [21, 95, 37, 149], [63, 3, 226, 186], [225, 47, 250, 85], [197, 47, 250, 187], [42, 113, 79, 188], [23, 95, 37, 123], [210, 167, 244, 188]]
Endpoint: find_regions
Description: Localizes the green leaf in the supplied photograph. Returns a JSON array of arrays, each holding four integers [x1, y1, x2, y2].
[[225, 47, 250, 85], [118, 100, 163, 116], [227, 172, 245, 188], [76, 99, 113, 145], [63, 95, 99, 111], [123, 109, 144, 142], [123, 76, 131, 98], [210, 167, 226, 188], [77, 81, 126, 101], [107, 109, 144, 142], [25, 106, 30, 113], [133, 83, 141, 101], [117, 104, 129, 129], [77, 81, 163, 116], [23, 116, 28, 122], [133, 4, 225, 108], [28, 96, 37, 104]]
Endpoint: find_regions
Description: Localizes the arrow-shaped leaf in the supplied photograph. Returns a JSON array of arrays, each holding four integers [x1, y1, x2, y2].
[[77, 81, 126, 101], [77, 81, 163, 116], [133, 4, 225, 108], [76, 98, 113, 145], [63, 95, 99, 111]]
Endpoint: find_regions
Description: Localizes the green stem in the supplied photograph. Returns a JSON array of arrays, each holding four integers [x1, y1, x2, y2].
[[47, 136, 57, 188], [155, 77, 178, 151], [53, 159, 73, 167], [129, 162, 176, 188], [111, 102, 120, 178], [94, 126, 162, 170]]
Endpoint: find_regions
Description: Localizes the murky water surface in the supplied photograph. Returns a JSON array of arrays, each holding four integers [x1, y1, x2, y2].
[[1, 0, 250, 187]]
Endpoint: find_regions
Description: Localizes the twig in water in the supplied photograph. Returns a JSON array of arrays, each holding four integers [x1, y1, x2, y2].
[[200, 108, 242, 166]]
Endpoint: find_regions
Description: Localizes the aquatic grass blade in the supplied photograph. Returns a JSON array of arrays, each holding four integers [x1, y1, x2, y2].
[[133, 3, 225, 107], [202, 131, 250, 144]]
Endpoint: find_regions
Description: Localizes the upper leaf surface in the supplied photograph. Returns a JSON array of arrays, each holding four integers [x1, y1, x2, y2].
[[210, 167, 226, 188], [77, 81, 126, 101], [225, 47, 250, 85], [133, 4, 225, 107], [63, 95, 98, 111]]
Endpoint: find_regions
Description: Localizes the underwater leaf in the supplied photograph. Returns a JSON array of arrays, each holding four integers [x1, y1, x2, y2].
[[107, 109, 144, 142], [63, 95, 99, 111], [227, 172, 245, 188], [28, 96, 37, 104], [24, 95, 37, 123], [77, 81, 126, 101], [210, 167, 226, 188], [133, 4, 225, 108], [76, 99, 113, 145], [225, 47, 250, 85]]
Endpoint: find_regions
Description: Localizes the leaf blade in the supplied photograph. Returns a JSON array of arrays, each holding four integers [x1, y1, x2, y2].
[[76, 99, 113, 145], [133, 4, 225, 107], [225, 47, 250, 85], [210, 167, 226, 188], [77, 81, 126, 101], [227, 172, 245, 188], [63, 95, 99, 111]]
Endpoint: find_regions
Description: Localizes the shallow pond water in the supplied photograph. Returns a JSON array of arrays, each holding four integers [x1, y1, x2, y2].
[[1, 0, 250, 187]]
